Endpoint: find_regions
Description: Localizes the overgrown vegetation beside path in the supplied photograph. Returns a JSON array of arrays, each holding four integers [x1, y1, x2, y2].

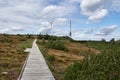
[[37, 35, 97, 80], [37, 34, 120, 80], [64, 39, 120, 80], [0, 34, 34, 80]]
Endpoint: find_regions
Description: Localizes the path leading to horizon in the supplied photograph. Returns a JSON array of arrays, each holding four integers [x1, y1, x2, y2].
[[19, 39, 55, 80]]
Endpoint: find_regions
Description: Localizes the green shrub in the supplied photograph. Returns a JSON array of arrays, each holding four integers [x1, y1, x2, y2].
[[37, 34, 72, 41], [0, 38, 13, 43], [110, 38, 115, 44], [41, 38, 45, 45], [26, 34, 33, 38], [47, 40, 68, 51], [19, 38, 26, 41], [47, 54, 55, 62], [64, 50, 120, 80], [18, 39, 33, 52]]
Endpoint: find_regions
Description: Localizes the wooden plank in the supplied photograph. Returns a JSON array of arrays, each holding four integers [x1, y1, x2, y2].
[[20, 39, 55, 80]]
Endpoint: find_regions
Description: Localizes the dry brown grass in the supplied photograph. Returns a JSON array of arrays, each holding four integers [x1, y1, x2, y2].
[[68, 43, 100, 56], [41, 40, 100, 80], [0, 35, 33, 80]]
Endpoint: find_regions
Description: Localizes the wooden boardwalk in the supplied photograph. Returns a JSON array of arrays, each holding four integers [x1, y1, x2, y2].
[[19, 39, 55, 80]]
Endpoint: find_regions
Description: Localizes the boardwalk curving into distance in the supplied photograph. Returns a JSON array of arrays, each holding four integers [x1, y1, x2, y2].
[[19, 39, 55, 80]]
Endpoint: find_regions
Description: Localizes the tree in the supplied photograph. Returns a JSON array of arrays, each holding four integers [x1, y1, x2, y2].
[[101, 39, 106, 43], [110, 38, 115, 44], [44, 34, 50, 40], [37, 33, 43, 39]]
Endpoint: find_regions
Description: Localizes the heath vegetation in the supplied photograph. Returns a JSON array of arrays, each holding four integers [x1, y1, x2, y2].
[[0, 34, 33, 80], [37, 34, 102, 80]]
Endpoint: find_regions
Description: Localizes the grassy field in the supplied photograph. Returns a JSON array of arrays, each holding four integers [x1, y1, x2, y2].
[[37, 35, 100, 80], [64, 40, 120, 80], [37, 35, 120, 80], [0, 34, 34, 80], [0, 34, 119, 80]]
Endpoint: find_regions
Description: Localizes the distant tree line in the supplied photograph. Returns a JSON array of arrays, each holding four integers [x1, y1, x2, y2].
[[37, 33, 73, 41]]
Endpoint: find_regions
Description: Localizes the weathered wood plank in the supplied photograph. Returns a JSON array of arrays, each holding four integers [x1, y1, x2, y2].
[[20, 39, 55, 80]]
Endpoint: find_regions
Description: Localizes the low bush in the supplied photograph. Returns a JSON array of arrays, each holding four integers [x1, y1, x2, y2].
[[47, 40, 69, 51], [0, 38, 13, 43], [18, 39, 33, 52], [47, 54, 55, 62], [64, 50, 120, 80], [41, 38, 45, 45]]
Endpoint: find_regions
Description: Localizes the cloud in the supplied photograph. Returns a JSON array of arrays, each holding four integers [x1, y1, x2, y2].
[[0, 26, 23, 33], [95, 25, 118, 36], [39, 5, 58, 18], [80, 0, 108, 22], [0, 28, 10, 33], [69, 0, 81, 3], [54, 18, 67, 26], [71, 25, 118, 41], [109, 0, 120, 12], [38, 21, 51, 34], [38, 18, 68, 35], [85, 28, 95, 34], [72, 30, 94, 40], [38, 4, 77, 19], [52, 29, 68, 36], [0, 0, 119, 41], [88, 9, 108, 21], [10, 26, 23, 31], [0, 0, 77, 34]]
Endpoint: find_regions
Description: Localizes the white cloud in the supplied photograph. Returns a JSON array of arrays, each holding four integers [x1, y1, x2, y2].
[[10, 26, 23, 31], [0, 28, 10, 33], [38, 4, 76, 19], [85, 28, 95, 34], [71, 25, 118, 41], [109, 0, 120, 12], [38, 18, 68, 35], [72, 31, 95, 40], [0, 26, 23, 33], [88, 9, 108, 21], [0, 0, 75, 34], [80, 0, 108, 22], [52, 29, 68, 36], [0, 0, 119, 41], [69, 0, 81, 3], [38, 21, 51, 34], [54, 18, 67, 26], [40, 5, 58, 18]]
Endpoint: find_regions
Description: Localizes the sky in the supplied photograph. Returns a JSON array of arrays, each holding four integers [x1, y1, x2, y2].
[[0, 0, 120, 41]]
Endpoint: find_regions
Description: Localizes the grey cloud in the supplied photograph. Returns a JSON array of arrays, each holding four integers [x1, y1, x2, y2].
[[95, 25, 118, 36]]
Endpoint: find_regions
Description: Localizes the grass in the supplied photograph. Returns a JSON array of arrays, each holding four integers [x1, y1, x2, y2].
[[64, 41, 120, 80], [18, 39, 33, 52], [0, 34, 33, 80], [64, 50, 120, 80], [37, 35, 120, 80], [37, 36, 99, 80], [46, 40, 69, 52]]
